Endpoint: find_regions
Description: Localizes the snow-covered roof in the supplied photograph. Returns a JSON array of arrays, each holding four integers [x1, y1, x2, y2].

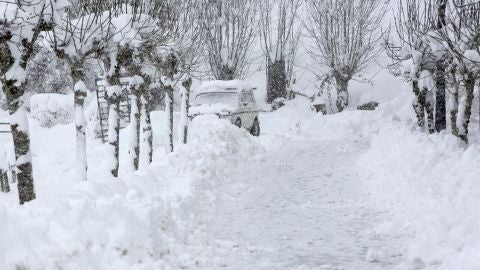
[[196, 80, 253, 94]]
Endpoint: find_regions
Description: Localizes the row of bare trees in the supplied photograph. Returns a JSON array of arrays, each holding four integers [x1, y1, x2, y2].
[[0, 0, 201, 204], [386, 0, 480, 143]]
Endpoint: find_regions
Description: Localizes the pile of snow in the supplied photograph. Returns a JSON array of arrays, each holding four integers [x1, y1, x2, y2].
[[0, 114, 261, 269], [29, 94, 74, 127], [358, 120, 480, 269]]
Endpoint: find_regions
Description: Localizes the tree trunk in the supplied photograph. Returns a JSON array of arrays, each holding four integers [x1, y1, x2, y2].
[[1, 170, 9, 193], [412, 80, 426, 128], [74, 88, 87, 180], [450, 68, 459, 136], [218, 65, 236, 80], [3, 80, 35, 204], [140, 94, 153, 169], [458, 73, 475, 144], [71, 61, 88, 181], [179, 78, 192, 144], [434, 61, 446, 132], [266, 60, 287, 104], [424, 89, 435, 134], [107, 93, 121, 177], [165, 85, 174, 153], [334, 77, 349, 112], [1, 170, 5, 192]]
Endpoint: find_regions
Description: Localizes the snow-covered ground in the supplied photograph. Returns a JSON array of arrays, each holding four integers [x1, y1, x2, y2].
[[0, 90, 479, 269]]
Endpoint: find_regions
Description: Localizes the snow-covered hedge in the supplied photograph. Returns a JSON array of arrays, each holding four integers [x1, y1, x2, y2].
[[29, 94, 74, 127], [358, 121, 480, 270]]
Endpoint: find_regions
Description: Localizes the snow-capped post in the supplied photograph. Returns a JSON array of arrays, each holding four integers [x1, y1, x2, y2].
[[74, 80, 88, 180], [306, 0, 384, 112], [259, 0, 303, 104], [178, 78, 192, 144]]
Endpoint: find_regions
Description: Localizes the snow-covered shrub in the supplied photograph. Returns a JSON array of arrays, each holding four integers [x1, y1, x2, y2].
[[25, 49, 72, 94], [30, 94, 74, 127]]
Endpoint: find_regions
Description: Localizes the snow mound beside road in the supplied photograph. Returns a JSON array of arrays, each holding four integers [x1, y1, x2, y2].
[[358, 120, 480, 270], [0, 114, 261, 270]]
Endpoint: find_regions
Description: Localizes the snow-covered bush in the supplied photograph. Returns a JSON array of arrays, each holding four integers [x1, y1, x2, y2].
[[29, 94, 74, 127]]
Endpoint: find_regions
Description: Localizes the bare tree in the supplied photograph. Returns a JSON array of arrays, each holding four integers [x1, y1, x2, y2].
[[259, 0, 303, 103], [198, 0, 258, 80], [384, 0, 437, 132], [306, 0, 383, 112], [430, 0, 480, 143]]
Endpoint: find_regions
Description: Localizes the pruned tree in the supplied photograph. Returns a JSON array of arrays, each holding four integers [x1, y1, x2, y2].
[[259, 0, 303, 103], [0, 0, 62, 204], [385, 0, 437, 133], [430, 0, 480, 143], [198, 0, 258, 80], [306, 0, 383, 112], [146, 0, 203, 153]]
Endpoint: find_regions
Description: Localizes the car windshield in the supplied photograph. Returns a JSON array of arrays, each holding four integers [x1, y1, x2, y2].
[[194, 92, 238, 106]]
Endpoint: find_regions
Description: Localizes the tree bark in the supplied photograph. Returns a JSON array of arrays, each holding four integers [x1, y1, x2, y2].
[[434, 61, 446, 132], [334, 76, 349, 112], [1, 170, 9, 193], [165, 84, 174, 153], [107, 93, 121, 177], [266, 60, 287, 104], [140, 94, 153, 169], [450, 68, 459, 136], [458, 73, 475, 144], [412, 80, 426, 128], [74, 88, 87, 180], [179, 78, 192, 144], [424, 89, 435, 134], [3, 80, 35, 204]]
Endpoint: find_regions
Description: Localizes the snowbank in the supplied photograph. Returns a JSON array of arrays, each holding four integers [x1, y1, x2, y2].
[[30, 94, 74, 127], [0, 115, 261, 269], [358, 120, 480, 269]]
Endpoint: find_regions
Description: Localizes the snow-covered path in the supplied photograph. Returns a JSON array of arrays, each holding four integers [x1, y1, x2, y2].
[[205, 135, 406, 269]]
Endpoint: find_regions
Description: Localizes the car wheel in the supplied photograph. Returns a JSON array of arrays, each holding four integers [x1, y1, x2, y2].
[[235, 118, 242, 128], [250, 118, 260, 136]]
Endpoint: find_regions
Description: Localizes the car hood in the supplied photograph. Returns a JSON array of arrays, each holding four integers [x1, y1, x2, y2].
[[189, 103, 235, 116]]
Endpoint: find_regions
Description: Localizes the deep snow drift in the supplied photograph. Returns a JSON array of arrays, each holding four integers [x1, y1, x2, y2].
[[1, 89, 480, 269], [0, 114, 262, 269]]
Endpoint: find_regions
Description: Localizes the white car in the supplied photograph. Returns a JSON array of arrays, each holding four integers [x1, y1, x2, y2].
[[189, 80, 260, 136]]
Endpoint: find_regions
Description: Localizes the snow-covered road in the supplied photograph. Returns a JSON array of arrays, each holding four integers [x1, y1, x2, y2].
[[204, 134, 406, 269]]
